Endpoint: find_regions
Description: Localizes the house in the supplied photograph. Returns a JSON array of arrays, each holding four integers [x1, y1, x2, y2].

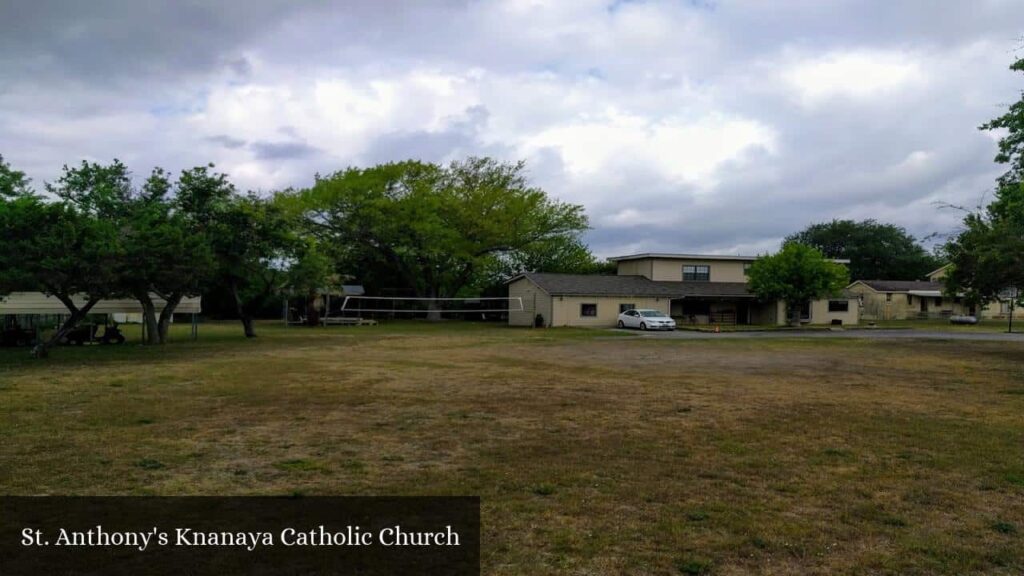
[[846, 280, 970, 320], [850, 264, 1023, 321], [507, 253, 859, 328]]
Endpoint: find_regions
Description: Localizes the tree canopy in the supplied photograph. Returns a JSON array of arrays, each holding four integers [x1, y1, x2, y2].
[[944, 56, 1024, 330], [979, 57, 1024, 186], [747, 243, 850, 326], [785, 219, 939, 281], [288, 157, 590, 305]]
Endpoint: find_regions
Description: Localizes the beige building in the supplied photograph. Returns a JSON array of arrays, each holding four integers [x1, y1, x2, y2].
[[849, 264, 1022, 321], [507, 253, 859, 328]]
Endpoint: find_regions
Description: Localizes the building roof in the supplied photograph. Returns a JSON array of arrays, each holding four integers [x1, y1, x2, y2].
[[510, 273, 855, 300], [855, 280, 945, 293], [608, 252, 850, 264], [0, 292, 202, 315], [608, 252, 758, 262], [509, 273, 682, 297], [926, 263, 951, 277]]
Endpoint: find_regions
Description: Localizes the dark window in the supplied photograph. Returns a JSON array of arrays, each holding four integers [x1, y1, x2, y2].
[[906, 294, 913, 305], [619, 303, 635, 313], [800, 301, 811, 321], [934, 297, 942, 306], [828, 300, 849, 312], [580, 303, 597, 317], [743, 262, 752, 275], [683, 265, 710, 282], [886, 293, 892, 302]]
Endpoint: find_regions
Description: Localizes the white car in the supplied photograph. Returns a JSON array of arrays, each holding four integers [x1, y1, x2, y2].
[[617, 309, 676, 331]]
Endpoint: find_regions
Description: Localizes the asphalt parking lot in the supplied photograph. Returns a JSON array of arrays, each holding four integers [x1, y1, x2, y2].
[[612, 328, 1024, 342]]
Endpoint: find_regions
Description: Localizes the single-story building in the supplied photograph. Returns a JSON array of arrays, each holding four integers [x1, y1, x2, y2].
[[846, 280, 972, 321], [849, 263, 1023, 321]]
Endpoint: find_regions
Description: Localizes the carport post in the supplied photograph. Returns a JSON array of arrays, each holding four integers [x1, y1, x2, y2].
[[191, 313, 198, 340]]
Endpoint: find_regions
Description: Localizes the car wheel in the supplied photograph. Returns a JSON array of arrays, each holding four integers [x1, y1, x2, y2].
[[617, 320, 624, 328], [640, 322, 647, 331]]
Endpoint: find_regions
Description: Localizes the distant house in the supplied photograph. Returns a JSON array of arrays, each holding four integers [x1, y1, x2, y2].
[[847, 280, 970, 320], [507, 253, 859, 328], [849, 264, 1023, 320]]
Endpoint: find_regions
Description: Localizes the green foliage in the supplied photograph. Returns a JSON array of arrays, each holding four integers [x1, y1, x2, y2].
[[0, 154, 34, 199], [785, 219, 939, 281], [945, 57, 1024, 325], [944, 182, 1024, 310], [291, 157, 590, 299], [212, 193, 299, 336], [979, 57, 1024, 186], [747, 243, 850, 325]]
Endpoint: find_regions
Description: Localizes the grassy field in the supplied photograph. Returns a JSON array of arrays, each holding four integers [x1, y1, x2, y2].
[[2, 321, 1024, 574]]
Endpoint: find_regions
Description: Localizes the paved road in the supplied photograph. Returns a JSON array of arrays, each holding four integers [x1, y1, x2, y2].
[[612, 328, 1024, 342]]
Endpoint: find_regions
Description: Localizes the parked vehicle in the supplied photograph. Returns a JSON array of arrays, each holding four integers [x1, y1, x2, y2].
[[617, 309, 676, 331], [949, 315, 979, 325]]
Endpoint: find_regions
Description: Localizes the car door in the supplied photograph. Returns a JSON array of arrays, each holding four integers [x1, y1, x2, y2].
[[625, 310, 640, 328]]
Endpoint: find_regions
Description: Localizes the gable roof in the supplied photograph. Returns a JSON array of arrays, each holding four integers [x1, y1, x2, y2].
[[509, 273, 859, 300], [609, 252, 758, 262], [926, 263, 951, 277], [509, 273, 682, 297], [855, 280, 945, 293]]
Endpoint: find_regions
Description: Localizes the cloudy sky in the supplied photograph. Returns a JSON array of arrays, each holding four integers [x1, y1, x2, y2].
[[1, 0, 1021, 256]]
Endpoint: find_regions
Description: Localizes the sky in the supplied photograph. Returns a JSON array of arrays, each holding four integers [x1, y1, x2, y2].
[[1, 0, 1021, 257]]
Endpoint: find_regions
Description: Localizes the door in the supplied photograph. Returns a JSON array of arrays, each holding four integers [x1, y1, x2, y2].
[[920, 297, 928, 313]]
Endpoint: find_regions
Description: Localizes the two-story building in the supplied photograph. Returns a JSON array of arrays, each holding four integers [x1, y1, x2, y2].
[[506, 253, 859, 328]]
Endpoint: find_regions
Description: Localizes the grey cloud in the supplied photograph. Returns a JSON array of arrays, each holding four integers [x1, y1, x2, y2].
[[1, 0, 1021, 256], [250, 140, 320, 160], [206, 135, 247, 150]]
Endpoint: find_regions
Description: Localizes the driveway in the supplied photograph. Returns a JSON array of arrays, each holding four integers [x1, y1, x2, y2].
[[612, 328, 1024, 342]]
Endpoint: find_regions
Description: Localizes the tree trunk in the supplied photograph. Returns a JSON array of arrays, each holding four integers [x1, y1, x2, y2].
[[229, 279, 258, 338], [426, 287, 442, 322], [241, 315, 257, 338], [136, 293, 159, 345], [31, 298, 99, 358], [156, 292, 184, 344]]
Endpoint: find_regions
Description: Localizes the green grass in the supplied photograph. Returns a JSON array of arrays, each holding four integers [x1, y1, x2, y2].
[[2, 321, 1024, 574]]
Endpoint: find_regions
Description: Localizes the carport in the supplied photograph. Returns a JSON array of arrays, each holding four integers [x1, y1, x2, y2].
[[0, 292, 202, 345]]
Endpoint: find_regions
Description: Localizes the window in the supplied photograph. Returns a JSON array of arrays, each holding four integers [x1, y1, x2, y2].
[[683, 265, 710, 282], [934, 297, 942, 306], [886, 293, 892, 302], [743, 262, 752, 275], [828, 300, 849, 312], [800, 301, 811, 321], [619, 303, 636, 313], [906, 294, 913, 305], [580, 303, 597, 317]]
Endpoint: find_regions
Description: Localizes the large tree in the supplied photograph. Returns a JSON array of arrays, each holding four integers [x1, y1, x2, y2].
[[291, 157, 589, 315], [944, 56, 1024, 331], [785, 219, 939, 281], [747, 243, 850, 327], [944, 183, 1024, 330], [211, 193, 300, 337]]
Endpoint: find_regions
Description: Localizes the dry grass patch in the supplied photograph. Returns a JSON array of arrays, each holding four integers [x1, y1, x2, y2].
[[1, 321, 1023, 574]]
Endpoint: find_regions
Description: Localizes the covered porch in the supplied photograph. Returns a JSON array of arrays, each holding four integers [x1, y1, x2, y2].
[[670, 296, 777, 326]]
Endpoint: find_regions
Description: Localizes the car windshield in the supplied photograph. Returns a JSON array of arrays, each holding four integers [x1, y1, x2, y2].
[[638, 310, 665, 317]]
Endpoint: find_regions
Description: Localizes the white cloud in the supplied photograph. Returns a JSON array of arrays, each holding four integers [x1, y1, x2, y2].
[[784, 50, 926, 106]]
